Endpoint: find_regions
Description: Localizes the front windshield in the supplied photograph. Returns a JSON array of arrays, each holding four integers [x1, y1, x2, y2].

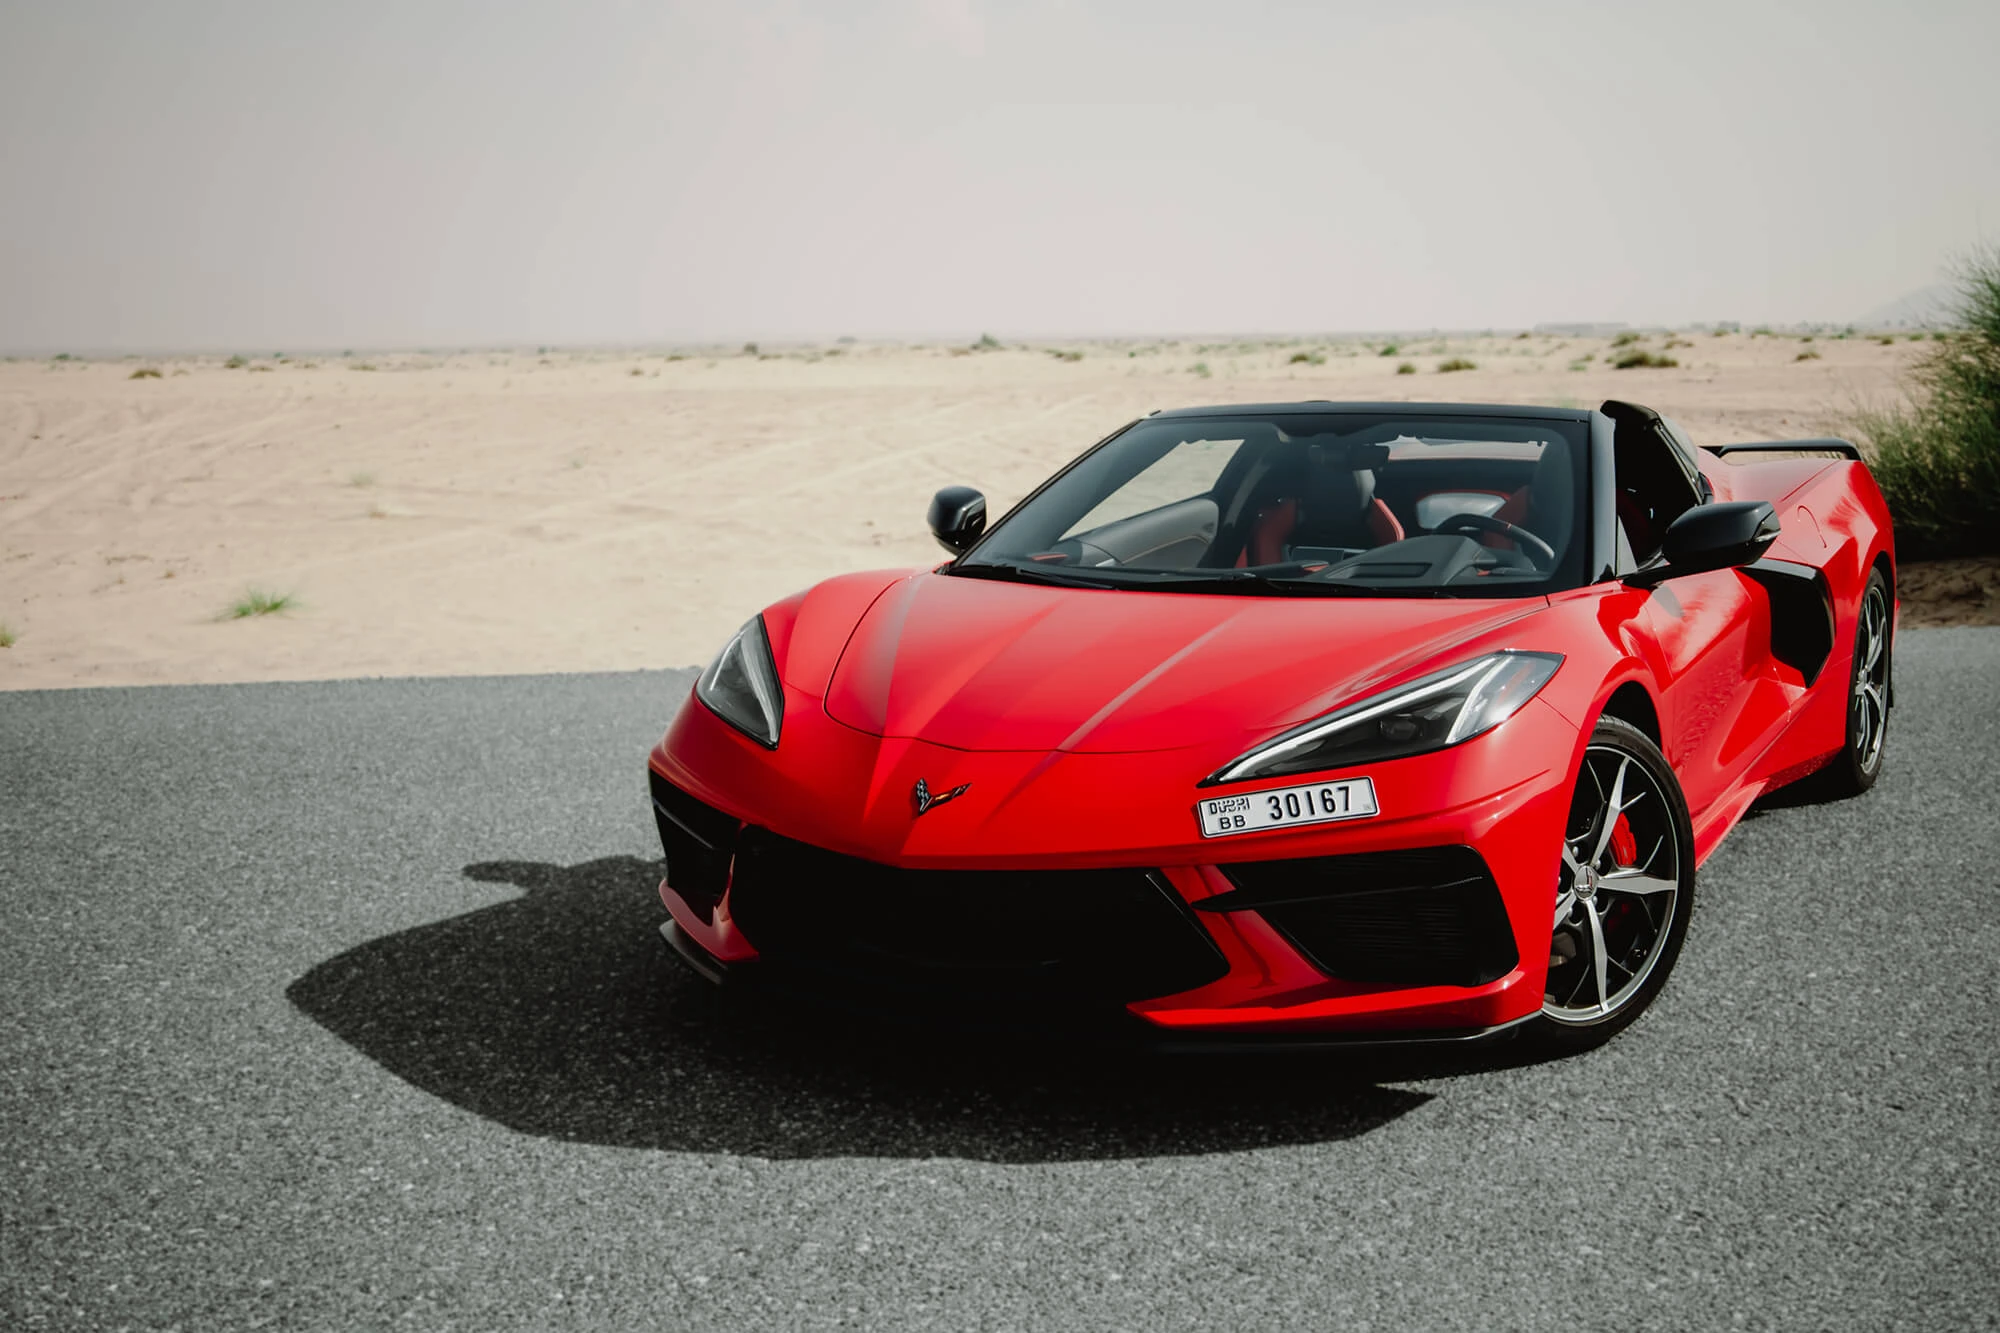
[[953, 411, 1590, 597]]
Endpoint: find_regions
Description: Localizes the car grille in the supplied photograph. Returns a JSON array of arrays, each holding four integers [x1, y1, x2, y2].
[[726, 826, 1229, 1006], [649, 772, 740, 921], [1206, 846, 1519, 988]]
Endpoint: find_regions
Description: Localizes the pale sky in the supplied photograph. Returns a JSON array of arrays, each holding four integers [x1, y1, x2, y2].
[[2, 0, 1994, 351]]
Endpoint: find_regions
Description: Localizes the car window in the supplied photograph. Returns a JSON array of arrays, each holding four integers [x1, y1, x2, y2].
[[1064, 437, 1239, 537], [955, 411, 1592, 598], [1659, 416, 1713, 501], [1614, 423, 1704, 567]]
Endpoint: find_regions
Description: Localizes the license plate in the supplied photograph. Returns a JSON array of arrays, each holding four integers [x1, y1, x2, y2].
[[1196, 778, 1379, 838]]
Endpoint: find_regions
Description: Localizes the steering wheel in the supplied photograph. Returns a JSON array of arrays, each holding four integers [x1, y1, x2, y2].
[[1435, 512, 1557, 569]]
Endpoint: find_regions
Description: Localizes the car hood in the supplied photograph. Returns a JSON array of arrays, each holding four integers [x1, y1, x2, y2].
[[821, 572, 1550, 754]]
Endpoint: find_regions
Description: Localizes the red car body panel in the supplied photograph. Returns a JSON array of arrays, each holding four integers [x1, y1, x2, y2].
[[649, 410, 1896, 1040], [822, 573, 1551, 753]]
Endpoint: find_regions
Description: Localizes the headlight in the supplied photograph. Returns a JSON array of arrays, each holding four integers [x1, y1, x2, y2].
[[696, 616, 784, 748], [1204, 651, 1562, 785]]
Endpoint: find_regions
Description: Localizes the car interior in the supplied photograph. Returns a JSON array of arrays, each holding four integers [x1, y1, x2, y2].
[[1011, 417, 1586, 590]]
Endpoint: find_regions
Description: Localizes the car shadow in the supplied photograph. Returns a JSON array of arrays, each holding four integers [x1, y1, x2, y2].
[[1746, 768, 1858, 814], [282, 855, 1526, 1161]]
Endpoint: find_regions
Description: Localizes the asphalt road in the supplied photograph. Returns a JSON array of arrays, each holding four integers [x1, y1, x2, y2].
[[4, 631, 1997, 1331]]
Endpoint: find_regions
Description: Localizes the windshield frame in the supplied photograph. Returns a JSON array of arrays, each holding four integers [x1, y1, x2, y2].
[[946, 405, 1598, 599]]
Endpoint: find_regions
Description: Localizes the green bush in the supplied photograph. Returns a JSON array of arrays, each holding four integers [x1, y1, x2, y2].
[[1851, 248, 2000, 558], [1395, 362, 1417, 375], [225, 589, 294, 619], [1613, 350, 1678, 369], [1436, 357, 1477, 373]]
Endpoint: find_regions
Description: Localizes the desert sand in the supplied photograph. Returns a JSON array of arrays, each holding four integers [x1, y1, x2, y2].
[[1, 330, 1985, 691]]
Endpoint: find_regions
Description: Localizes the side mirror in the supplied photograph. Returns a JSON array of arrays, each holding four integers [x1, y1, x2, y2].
[[1626, 500, 1779, 586], [927, 485, 987, 555]]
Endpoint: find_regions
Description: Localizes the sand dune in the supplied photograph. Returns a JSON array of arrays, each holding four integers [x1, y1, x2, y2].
[[0, 332, 1944, 689]]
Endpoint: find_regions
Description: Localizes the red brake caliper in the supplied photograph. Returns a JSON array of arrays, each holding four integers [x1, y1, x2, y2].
[[1608, 812, 1638, 868], [1602, 811, 1642, 948]]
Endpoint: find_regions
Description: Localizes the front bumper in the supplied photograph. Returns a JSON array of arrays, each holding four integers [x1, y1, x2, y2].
[[657, 916, 1542, 1052], [648, 689, 1578, 1038]]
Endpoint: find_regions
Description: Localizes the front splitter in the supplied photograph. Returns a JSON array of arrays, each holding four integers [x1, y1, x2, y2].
[[656, 916, 1539, 1056]]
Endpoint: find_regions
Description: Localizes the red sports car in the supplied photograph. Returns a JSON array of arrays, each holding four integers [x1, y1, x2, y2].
[[647, 400, 1894, 1051]]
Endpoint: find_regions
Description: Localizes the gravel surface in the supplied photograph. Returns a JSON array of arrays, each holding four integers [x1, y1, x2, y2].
[[4, 631, 1997, 1331]]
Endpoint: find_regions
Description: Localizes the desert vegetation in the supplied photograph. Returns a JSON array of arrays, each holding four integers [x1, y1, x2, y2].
[[225, 589, 295, 620], [1852, 249, 2000, 558]]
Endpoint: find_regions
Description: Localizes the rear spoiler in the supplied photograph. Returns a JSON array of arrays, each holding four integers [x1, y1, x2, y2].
[[1709, 438, 1862, 461]]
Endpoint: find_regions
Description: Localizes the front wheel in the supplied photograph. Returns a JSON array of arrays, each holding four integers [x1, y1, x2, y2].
[[1527, 715, 1696, 1054]]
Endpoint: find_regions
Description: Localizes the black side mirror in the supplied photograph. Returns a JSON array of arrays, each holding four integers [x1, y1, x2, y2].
[[1626, 500, 1779, 586], [927, 485, 987, 555]]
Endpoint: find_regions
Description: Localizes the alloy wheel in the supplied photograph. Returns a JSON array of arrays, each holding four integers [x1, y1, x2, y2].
[[1543, 743, 1684, 1024], [1852, 583, 1890, 773]]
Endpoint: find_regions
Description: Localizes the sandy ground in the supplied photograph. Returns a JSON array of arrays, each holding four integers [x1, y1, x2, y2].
[[1, 330, 1986, 690]]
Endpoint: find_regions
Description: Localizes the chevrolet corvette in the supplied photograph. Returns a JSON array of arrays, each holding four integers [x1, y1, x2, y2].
[[646, 399, 1894, 1051]]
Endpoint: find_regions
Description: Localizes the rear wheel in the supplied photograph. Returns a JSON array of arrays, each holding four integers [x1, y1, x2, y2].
[[1528, 716, 1695, 1053], [1809, 568, 1892, 798]]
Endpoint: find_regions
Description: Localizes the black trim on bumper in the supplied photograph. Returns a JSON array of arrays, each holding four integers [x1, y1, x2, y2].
[[648, 771, 740, 922], [658, 919, 728, 985], [1202, 845, 1520, 989], [652, 918, 1535, 1052], [725, 826, 1229, 1006]]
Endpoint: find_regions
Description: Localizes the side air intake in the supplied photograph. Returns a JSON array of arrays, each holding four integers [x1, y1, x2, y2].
[[1199, 846, 1518, 988]]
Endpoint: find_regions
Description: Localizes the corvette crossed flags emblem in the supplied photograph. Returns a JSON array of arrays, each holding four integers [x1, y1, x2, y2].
[[912, 777, 971, 816]]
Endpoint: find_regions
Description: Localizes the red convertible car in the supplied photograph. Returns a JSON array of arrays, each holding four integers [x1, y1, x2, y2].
[[646, 400, 1894, 1050]]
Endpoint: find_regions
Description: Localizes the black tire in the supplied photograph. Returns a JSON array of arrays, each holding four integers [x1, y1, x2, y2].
[[1804, 566, 1892, 799], [1524, 715, 1696, 1055]]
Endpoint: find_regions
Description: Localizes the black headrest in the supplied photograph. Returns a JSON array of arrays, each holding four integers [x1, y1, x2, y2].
[[1303, 456, 1373, 520]]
